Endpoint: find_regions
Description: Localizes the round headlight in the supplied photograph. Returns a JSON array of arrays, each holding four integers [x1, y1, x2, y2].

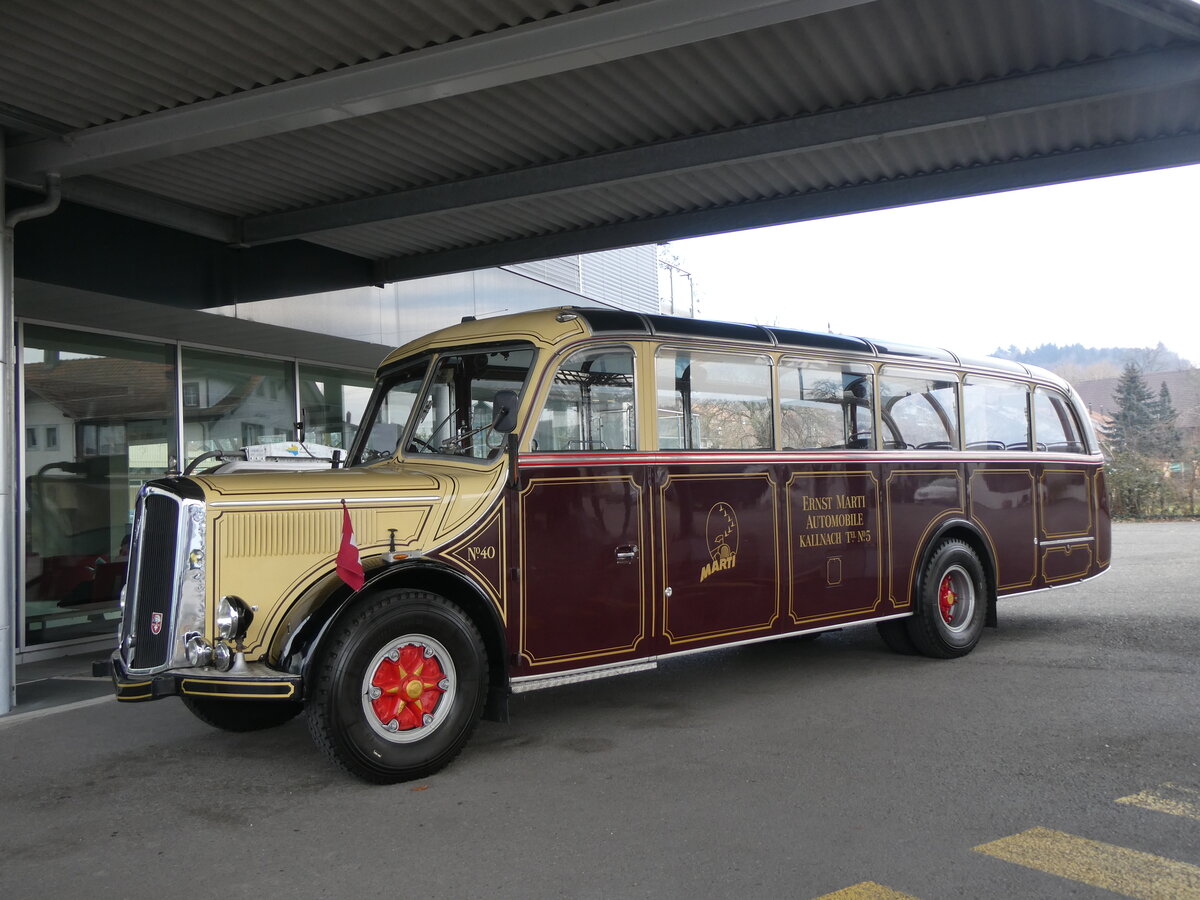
[[216, 595, 252, 640], [185, 634, 212, 667], [212, 641, 235, 672]]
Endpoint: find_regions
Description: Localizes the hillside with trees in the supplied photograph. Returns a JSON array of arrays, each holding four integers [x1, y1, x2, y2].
[[992, 342, 1193, 386], [992, 344, 1197, 517]]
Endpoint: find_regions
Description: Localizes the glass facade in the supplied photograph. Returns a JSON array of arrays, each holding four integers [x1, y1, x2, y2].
[[19, 324, 369, 650]]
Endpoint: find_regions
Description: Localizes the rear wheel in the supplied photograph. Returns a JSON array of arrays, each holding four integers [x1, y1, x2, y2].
[[305, 590, 487, 783], [905, 539, 987, 658], [181, 694, 302, 732]]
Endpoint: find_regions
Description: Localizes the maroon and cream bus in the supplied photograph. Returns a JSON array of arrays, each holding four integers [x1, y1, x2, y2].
[[104, 307, 1110, 782]]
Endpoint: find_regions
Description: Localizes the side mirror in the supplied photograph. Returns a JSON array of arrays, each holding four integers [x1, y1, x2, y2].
[[492, 390, 519, 434]]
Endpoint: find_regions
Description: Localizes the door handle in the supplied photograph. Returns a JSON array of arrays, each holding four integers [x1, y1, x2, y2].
[[614, 544, 639, 564]]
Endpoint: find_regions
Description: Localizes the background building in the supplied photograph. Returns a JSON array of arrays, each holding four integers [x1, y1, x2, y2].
[[14, 246, 659, 659]]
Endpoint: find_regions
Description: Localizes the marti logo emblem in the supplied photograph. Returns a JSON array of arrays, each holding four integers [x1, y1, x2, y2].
[[700, 502, 739, 583], [150, 612, 164, 635]]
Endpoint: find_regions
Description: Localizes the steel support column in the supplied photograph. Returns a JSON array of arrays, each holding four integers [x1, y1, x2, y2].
[[1, 131, 15, 714]]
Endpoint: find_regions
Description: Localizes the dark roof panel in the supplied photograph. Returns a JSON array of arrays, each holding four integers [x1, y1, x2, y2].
[[769, 328, 874, 356], [642, 315, 772, 344]]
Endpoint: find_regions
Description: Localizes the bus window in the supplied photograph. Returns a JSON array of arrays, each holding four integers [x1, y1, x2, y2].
[[1034, 387, 1087, 453], [355, 356, 430, 463], [407, 346, 536, 459], [779, 358, 874, 450], [879, 367, 960, 450], [963, 377, 1030, 451], [534, 347, 636, 451], [655, 349, 772, 450]]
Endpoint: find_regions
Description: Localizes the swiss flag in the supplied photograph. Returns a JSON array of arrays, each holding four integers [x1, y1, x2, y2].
[[337, 500, 365, 591]]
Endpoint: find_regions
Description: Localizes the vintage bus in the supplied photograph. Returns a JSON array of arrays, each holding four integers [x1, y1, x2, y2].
[[102, 307, 1110, 782]]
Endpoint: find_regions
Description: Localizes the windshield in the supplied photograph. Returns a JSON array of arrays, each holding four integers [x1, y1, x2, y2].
[[353, 344, 535, 464]]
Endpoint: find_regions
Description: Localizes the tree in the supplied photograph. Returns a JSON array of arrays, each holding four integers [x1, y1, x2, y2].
[[1152, 381, 1183, 460], [1106, 362, 1156, 456]]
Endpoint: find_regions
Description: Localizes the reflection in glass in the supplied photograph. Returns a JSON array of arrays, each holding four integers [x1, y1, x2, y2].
[[181, 348, 296, 470], [780, 359, 874, 450], [656, 349, 773, 450], [298, 364, 375, 452], [22, 326, 176, 645], [964, 377, 1030, 450]]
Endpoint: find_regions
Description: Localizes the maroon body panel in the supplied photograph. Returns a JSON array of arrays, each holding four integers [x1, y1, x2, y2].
[[786, 468, 882, 626], [968, 465, 1038, 592], [658, 467, 780, 648], [511, 466, 650, 672], [882, 465, 965, 611], [499, 451, 1108, 679]]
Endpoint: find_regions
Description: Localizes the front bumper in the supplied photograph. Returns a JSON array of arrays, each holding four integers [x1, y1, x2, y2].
[[96, 652, 303, 703]]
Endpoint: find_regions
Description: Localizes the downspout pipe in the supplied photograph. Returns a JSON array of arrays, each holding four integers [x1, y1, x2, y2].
[[1, 139, 62, 716]]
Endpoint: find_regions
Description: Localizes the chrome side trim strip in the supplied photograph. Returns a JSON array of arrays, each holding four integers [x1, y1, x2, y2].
[[209, 495, 441, 508], [510, 611, 916, 693], [511, 659, 657, 693], [1039, 536, 1095, 547], [999, 564, 1112, 598]]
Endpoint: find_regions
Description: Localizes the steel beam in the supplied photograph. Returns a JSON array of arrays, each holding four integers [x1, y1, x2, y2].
[[1093, 0, 1200, 42], [244, 45, 1200, 245], [376, 131, 1200, 283], [5, 0, 873, 180]]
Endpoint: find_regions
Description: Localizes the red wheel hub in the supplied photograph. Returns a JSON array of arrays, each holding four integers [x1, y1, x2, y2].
[[369, 644, 448, 731], [939, 575, 958, 624]]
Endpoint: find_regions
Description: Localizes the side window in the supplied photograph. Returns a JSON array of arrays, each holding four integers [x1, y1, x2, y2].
[[879, 367, 960, 450], [534, 347, 636, 452], [656, 349, 773, 450], [963, 377, 1030, 450], [779, 358, 874, 450], [1034, 387, 1087, 453]]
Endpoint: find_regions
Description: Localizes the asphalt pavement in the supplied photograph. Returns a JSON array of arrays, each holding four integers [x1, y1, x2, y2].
[[2, 522, 1197, 900]]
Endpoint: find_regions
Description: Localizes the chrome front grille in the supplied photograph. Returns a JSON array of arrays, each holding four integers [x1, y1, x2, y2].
[[120, 483, 207, 674], [127, 493, 180, 669]]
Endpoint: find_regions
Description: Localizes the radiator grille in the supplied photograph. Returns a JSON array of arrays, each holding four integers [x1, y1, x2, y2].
[[128, 493, 181, 670]]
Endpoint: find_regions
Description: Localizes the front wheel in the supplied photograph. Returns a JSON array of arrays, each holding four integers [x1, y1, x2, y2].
[[905, 539, 988, 659], [305, 590, 488, 783]]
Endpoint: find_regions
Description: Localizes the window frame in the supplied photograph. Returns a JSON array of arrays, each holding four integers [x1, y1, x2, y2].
[[778, 355, 876, 451], [653, 344, 775, 452], [878, 365, 963, 451], [532, 342, 640, 454]]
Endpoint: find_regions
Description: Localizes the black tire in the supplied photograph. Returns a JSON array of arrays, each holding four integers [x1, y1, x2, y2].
[[904, 539, 988, 659], [305, 590, 487, 784], [180, 694, 302, 732], [876, 619, 918, 655]]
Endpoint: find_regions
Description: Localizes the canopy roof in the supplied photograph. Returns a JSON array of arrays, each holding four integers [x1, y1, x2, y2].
[[4, 0, 1199, 307]]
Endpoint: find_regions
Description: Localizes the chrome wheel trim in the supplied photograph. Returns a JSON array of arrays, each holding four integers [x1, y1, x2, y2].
[[938, 564, 976, 635]]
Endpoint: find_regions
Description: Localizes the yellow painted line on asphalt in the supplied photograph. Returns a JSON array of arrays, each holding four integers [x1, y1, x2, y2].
[[974, 827, 1200, 900], [813, 882, 921, 899], [1118, 783, 1200, 821]]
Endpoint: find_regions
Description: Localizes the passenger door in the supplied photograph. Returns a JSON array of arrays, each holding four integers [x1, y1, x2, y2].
[[512, 346, 651, 675]]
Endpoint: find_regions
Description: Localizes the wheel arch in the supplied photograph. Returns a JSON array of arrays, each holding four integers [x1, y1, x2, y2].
[[917, 518, 998, 628], [284, 561, 510, 721]]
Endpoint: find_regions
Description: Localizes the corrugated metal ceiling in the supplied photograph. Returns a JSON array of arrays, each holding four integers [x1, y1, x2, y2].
[[3, 0, 1199, 305]]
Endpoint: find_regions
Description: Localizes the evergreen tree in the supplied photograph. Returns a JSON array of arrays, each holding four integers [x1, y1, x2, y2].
[[1106, 362, 1156, 455], [1153, 381, 1183, 460]]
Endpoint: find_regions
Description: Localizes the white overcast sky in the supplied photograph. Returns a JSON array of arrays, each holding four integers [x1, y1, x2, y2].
[[669, 161, 1200, 367]]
